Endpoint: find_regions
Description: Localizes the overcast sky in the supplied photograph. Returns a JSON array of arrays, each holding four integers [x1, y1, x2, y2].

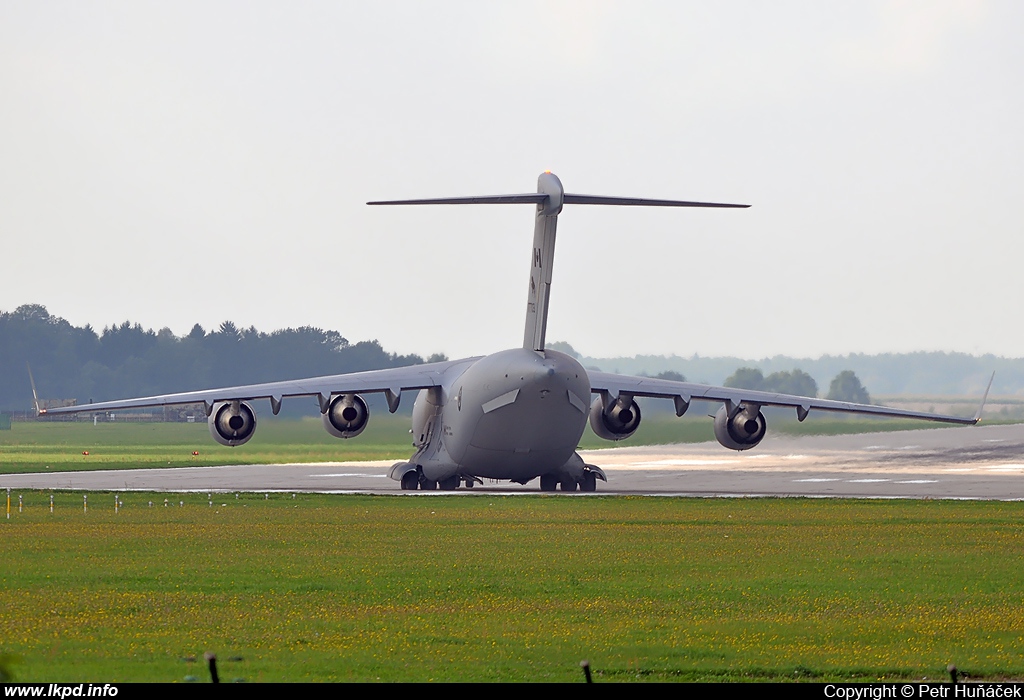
[[2, 1, 1021, 361]]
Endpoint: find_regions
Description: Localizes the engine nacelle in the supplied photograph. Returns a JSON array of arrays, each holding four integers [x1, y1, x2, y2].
[[208, 401, 257, 447], [713, 404, 767, 451], [322, 393, 369, 439], [589, 395, 642, 441]]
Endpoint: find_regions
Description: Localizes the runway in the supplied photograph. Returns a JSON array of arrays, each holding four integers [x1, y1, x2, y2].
[[4, 423, 1023, 499]]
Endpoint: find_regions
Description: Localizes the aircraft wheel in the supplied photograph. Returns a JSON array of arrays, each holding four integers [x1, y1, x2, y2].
[[539, 474, 558, 492], [439, 475, 460, 491], [559, 478, 578, 492], [580, 472, 597, 492], [419, 478, 438, 491], [464, 478, 475, 488], [400, 471, 419, 490]]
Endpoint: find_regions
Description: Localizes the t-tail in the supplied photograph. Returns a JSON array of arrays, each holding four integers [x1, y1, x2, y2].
[[368, 172, 749, 351]]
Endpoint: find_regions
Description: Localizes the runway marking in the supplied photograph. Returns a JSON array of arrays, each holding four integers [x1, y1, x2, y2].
[[898, 446, 922, 450], [983, 465, 1024, 471], [635, 459, 737, 467], [793, 478, 841, 482], [847, 479, 891, 483], [312, 473, 389, 478], [895, 480, 939, 484]]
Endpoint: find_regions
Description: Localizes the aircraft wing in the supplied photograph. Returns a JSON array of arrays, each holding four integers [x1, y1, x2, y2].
[[39, 358, 478, 417], [588, 371, 991, 425]]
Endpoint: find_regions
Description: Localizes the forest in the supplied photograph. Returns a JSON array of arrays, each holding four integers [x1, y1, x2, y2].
[[0, 304, 440, 413]]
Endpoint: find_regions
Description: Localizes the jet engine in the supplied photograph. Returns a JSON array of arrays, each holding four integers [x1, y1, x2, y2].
[[589, 395, 641, 441], [322, 394, 369, 439], [208, 401, 257, 447], [713, 404, 767, 451]]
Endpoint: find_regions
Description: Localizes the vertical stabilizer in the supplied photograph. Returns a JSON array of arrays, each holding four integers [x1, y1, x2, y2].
[[523, 172, 563, 351]]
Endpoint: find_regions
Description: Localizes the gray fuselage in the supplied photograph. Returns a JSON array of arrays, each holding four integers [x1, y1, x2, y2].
[[411, 349, 591, 483]]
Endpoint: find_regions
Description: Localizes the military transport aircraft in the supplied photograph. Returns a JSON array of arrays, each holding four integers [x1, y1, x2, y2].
[[40, 172, 991, 492]]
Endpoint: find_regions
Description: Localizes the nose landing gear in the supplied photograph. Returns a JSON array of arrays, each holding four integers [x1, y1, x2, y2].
[[400, 467, 461, 491]]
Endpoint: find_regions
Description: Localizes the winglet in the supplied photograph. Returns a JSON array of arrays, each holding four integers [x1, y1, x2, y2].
[[27, 362, 42, 416], [972, 371, 995, 424]]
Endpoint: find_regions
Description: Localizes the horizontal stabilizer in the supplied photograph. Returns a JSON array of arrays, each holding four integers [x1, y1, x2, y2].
[[368, 194, 547, 206], [368, 192, 748, 208], [562, 194, 749, 208]]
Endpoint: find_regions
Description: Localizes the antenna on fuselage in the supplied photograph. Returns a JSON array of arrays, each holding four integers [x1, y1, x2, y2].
[[368, 172, 749, 352]]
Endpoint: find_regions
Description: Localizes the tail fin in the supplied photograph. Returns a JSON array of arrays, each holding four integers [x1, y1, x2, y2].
[[369, 172, 748, 351]]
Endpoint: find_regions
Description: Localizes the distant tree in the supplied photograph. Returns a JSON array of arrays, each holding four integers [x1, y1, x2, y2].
[[98, 321, 157, 367], [654, 370, 686, 383], [547, 341, 580, 359], [217, 321, 241, 339], [763, 369, 818, 398], [827, 370, 871, 404], [12, 304, 51, 322], [724, 367, 764, 390], [426, 353, 448, 363]]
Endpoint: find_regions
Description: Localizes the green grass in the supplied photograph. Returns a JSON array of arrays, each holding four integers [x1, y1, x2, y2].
[[3, 412, 1009, 475], [1, 495, 1023, 682], [0, 417, 414, 474]]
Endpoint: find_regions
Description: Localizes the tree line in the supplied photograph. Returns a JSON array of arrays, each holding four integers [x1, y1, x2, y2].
[[0, 307, 1001, 414], [550, 342, 873, 402], [649, 367, 869, 402], [722, 367, 870, 402], [547, 342, 1010, 396], [0, 304, 441, 413]]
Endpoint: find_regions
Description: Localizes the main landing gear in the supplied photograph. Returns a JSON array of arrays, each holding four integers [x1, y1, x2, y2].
[[539, 471, 599, 492], [399, 468, 469, 491]]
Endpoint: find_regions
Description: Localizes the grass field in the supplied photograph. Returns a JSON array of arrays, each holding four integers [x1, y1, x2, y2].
[[0, 412, 1004, 475], [2, 494, 1024, 682]]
